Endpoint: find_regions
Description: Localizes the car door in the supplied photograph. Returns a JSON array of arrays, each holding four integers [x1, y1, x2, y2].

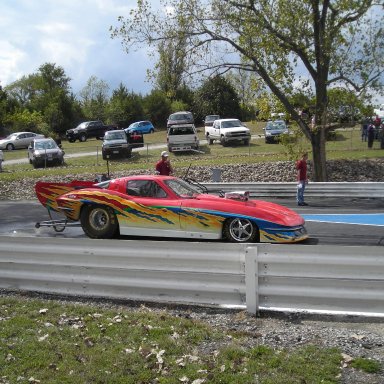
[[24, 133, 36, 148], [15, 133, 28, 149], [117, 179, 182, 237], [211, 121, 220, 139]]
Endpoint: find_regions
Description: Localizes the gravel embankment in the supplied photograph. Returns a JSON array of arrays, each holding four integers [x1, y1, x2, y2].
[[1, 158, 384, 200]]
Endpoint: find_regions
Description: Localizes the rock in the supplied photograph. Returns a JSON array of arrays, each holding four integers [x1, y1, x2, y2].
[[1, 159, 383, 200]]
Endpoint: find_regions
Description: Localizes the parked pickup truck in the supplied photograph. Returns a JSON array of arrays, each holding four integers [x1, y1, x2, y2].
[[66, 121, 115, 142], [205, 118, 251, 146], [167, 124, 199, 152], [102, 130, 131, 160]]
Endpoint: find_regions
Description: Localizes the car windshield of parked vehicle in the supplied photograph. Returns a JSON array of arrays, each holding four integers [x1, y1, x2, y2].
[[266, 121, 287, 131], [165, 178, 201, 197], [170, 113, 190, 121], [35, 140, 58, 150], [6, 133, 18, 140], [105, 132, 126, 140], [205, 115, 220, 123], [221, 120, 242, 128], [168, 126, 195, 135]]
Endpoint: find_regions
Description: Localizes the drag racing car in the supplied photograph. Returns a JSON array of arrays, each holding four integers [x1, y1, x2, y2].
[[35, 175, 308, 243]]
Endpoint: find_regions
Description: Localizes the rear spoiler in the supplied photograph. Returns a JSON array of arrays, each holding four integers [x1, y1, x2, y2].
[[35, 180, 97, 212]]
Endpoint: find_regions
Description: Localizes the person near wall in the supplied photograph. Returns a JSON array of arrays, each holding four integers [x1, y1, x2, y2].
[[296, 152, 309, 206], [0, 149, 3, 172], [155, 151, 173, 176], [367, 123, 375, 149]]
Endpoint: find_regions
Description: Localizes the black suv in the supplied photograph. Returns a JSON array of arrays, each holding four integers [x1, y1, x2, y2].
[[66, 121, 114, 142]]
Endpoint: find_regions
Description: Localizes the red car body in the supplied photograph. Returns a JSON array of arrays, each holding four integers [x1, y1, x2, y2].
[[35, 175, 308, 243]]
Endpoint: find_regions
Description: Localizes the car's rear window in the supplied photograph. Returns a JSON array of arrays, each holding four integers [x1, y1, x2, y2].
[[169, 127, 195, 135]]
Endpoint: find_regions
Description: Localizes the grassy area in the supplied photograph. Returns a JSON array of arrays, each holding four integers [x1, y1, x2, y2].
[[0, 295, 346, 383], [1, 124, 383, 182]]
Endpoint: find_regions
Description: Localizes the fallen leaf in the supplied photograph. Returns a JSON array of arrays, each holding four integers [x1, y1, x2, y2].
[[38, 334, 49, 342], [39, 309, 48, 314]]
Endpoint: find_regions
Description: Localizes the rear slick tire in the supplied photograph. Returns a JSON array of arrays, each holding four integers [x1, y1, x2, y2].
[[80, 205, 118, 239]]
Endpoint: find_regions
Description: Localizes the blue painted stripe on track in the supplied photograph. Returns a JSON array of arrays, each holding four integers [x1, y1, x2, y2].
[[302, 214, 384, 226]]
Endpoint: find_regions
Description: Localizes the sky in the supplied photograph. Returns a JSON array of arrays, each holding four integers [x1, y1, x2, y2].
[[1, 0, 383, 107], [0, 0, 157, 97]]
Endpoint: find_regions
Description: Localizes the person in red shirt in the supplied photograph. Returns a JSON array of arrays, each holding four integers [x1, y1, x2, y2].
[[155, 151, 173, 175], [296, 152, 308, 206]]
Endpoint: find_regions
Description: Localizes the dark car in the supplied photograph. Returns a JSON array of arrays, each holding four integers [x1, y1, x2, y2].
[[203, 115, 220, 127], [28, 138, 65, 168], [66, 121, 115, 142], [102, 130, 132, 160], [167, 111, 194, 129]]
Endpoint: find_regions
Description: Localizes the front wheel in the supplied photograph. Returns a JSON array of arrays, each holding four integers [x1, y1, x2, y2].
[[223, 218, 258, 243], [6, 143, 14, 150], [79, 133, 87, 142], [80, 205, 119, 239]]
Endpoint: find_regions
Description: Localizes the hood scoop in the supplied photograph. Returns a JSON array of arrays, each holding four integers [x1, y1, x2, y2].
[[224, 191, 250, 201]]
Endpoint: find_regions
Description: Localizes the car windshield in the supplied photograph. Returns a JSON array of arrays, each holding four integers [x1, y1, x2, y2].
[[171, 114, 189, 121], [266, 121, 287, 131], [221, 120, 242, 128], [105, 132, 126, 140], [6, 134, 18, 140], [164, 178, 201, 197], [206, 115, 219, 122], [76, 122, 87, 129], [35, 141, 58, 150]]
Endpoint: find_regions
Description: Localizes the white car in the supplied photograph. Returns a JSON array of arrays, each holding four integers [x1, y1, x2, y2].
[[0, 132, 45, 150], [205, 118, 250, 146]]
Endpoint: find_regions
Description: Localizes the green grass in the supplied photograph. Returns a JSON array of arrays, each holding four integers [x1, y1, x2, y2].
[[0, 295, 345, 383], [1, 124, 383, 182], [350, 357, 382, 373]]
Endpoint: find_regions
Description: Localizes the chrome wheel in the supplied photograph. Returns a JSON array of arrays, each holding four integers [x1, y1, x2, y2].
[[224, 218, 258, 243]]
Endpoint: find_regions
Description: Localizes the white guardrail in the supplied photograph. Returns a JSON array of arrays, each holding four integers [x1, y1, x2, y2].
[[0, 237, 383, 316], [204, 182, 384, 198]]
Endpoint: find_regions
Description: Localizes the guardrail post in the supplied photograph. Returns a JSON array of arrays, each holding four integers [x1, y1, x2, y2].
[[245, 245, 259, 315]]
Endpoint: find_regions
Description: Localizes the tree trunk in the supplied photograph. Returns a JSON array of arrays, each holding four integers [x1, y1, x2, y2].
[[310, 129, 327, 181]]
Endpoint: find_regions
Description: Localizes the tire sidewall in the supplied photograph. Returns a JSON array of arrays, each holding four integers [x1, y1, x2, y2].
[[80, 205, 118, 239]]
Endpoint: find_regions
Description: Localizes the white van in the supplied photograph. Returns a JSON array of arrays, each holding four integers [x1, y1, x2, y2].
[[167, 124, 199, 152]]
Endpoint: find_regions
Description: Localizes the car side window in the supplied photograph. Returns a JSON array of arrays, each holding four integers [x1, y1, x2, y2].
[[126, 180, 167, 198]]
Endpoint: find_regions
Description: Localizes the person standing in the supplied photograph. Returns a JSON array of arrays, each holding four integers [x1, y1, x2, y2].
[[296, 152, 308, 206], [155, 151, 173, 175], [0, 149, 3, 172], [367, 123, 375, 149]]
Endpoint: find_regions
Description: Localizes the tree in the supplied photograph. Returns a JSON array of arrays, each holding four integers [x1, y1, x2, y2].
[[5, 63, 77, 135], [79, 76, 110, 121], [111, 0, 384, 181], [193, 75, 241, 121], [106, 83, 144, 127], [143, 90, 171, 128], [151, 39, 189, 100]]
